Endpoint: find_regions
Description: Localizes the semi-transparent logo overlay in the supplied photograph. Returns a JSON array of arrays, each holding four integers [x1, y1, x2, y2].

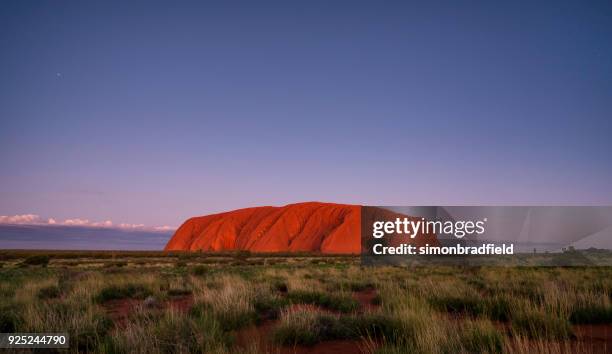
[[361, 206, 612, 266]]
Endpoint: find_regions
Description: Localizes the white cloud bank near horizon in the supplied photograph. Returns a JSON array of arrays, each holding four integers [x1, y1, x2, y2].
[[0, 214, 175, 232]]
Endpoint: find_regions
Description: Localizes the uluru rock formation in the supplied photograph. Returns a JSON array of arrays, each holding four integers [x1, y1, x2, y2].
[[164, 202, 438, 254]]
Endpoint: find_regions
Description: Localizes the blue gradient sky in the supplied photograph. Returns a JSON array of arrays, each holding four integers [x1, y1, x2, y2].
[[1, 0, 611, 227]]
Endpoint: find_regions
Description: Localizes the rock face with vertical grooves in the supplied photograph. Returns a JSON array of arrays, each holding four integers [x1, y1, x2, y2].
[[164, 202, 437, 253]]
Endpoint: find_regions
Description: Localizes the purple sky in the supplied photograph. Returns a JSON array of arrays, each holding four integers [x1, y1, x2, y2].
[[1, 0, 611, 229]]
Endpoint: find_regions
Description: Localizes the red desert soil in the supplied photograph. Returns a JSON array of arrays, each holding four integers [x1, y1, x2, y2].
[[102, 299, 141, 327], [352, 288, 379, 312], [574, 324, 612, 354], [165, 202, 438, 253], [102, 295, 194, 328]]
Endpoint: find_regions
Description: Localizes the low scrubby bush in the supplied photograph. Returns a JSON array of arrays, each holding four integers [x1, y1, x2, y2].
[[253, 294, 288, 320], [273, 310, 349, 346], [428, 294, 485, 316], [95, 284, 152, 302], [274, 311, 403, 346], [190, 301, 256, 331], [286, 290, 359, 313], [22, 255, 50, 266]]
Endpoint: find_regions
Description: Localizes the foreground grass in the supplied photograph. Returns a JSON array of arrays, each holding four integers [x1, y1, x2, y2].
[[0, 253, 611, 353]]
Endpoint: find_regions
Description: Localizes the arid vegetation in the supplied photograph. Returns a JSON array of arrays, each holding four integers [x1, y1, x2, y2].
[[0, 251, 611, 353]]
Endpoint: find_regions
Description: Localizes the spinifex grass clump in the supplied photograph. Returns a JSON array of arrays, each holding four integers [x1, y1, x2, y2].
[[103, 308, 229, 353], [193, 275, 258, 331], [511, 309, 573, 340], [570, 302, 612, 324], [339, 313, 404, 342], [190, 301, 256, 332], [286, 290, 359, 313], [273, 309, 346, 346], [273, 308, 404, 346], [95, 283, 152, 302], [484, 294, 513, 321], [253, 293, 288, 320], [428, 293, 486, 316], [459, 320, 505, 353]]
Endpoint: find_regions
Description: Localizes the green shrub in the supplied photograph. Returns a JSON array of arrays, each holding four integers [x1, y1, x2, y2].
[[217, 310, 256, 331], [273, 312, 351, 346], [340, 313, 403, 342], [95, 284, 152, 302], [429, 294, 485, 316], [286, 290, 359, 313], [274, 312, 402, 346], [274, 322, 320, 346], [22, 255, 50, 266], [253, 294, 288, 320]]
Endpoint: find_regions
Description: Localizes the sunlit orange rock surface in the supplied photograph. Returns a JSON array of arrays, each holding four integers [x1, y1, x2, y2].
[[164, 202, 437, 254]]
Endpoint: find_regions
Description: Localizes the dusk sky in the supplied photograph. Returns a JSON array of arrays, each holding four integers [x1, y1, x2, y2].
[[1, 0, 611, 228]]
